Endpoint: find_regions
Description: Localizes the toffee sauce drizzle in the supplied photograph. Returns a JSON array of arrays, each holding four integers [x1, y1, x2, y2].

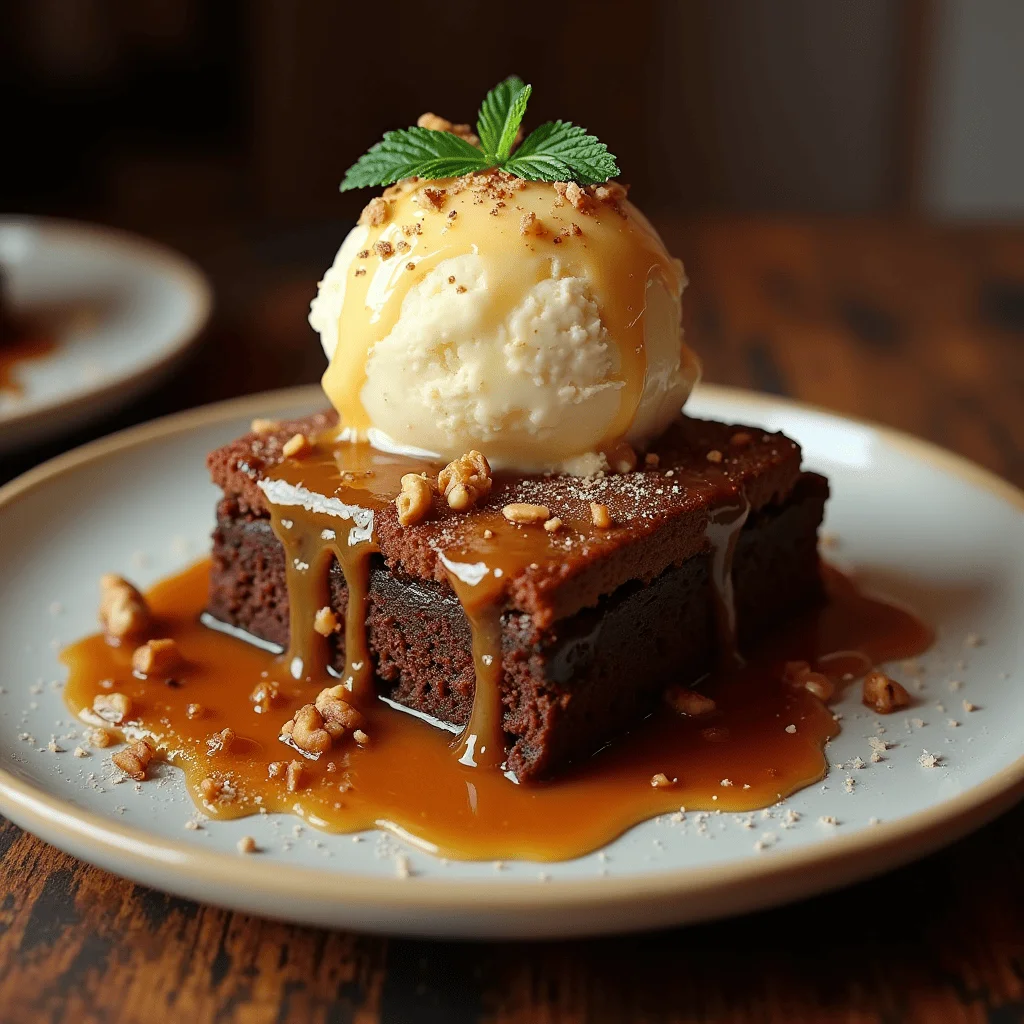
[[261, 436, 751, 774], [61, 436, 934, 861]]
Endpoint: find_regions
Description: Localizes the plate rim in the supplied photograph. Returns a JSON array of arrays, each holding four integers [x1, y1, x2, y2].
[[0, 383, 1021, 925], [0, 215, 213, 437]]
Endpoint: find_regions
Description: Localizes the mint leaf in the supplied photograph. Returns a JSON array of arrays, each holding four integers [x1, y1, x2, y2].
[[476, 75, 526, 158], [505, 120, 619, 184], [340, 79, 620, 189], [340, 127, 488, 191]]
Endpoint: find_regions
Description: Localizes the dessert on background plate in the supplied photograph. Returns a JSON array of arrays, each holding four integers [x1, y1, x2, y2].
[[62, 78, 932, 860]]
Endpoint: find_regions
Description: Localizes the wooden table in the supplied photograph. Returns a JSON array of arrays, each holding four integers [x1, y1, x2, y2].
[[0, 217, 1021, 1023]]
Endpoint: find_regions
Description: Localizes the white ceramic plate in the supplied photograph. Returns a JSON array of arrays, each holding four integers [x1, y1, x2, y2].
[[0, 384, 1021, 938], [0, 217, 212, 453]]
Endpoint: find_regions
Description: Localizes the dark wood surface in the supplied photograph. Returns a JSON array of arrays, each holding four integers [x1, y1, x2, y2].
[[0, 217, 1021, 1023]]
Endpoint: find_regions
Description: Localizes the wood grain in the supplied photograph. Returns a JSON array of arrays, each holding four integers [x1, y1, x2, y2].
[[0, 217, 1021, 1023]]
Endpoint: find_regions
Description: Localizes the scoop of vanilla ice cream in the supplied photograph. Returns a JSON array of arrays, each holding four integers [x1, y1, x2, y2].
[[309, 175, 699, 474]]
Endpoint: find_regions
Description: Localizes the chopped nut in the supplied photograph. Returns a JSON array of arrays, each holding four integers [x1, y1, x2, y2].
[[286, 760, 305, 792], [664, 686, 717, 717], [352, 729, 370, 747], [131, 638, 181, 677], [268, 760, 286, 779], [862, 671, 911, 713], [199, 776, 222, 801], [563, 181, 594, 212], [250, 418, 279, 435], [282, 704, 333, 755], [186, 702, 205, 720], [644, 452, 661, 468], [86, 726, 113, 748], [99, 574, 150, 640], [417, 187, 447, 212], [73, 746, 89, 758], [315, 685, 365, 738], [962, 699, 977, 713], [313, 606, 340, 636], [590, 502, 612, 528], [206, 728, 236, 755], [282, 433, 311, 459], [439, 450, 492, 511], [706, 449, 723, 464], [93, 692, 131, 724], [373, 239, 395, 260], [112, 739, 154, 781], [782, 660, 835, 701], [543, 517, 563, 533], [519, 211, 546, 237], [396, 473, 434, 526], [650, 772, 674, 788], [358, 196, 390, 227], [237, 836, 258, 855], [502, 503, 550, 525]]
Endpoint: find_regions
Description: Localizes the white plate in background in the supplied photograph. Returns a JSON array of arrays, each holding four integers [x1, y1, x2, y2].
[[0, 384, 1020, 937], [0, 217, 212, 453]]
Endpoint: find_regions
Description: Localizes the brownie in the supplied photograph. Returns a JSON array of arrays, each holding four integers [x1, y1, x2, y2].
[[206, 413, 828, 780]]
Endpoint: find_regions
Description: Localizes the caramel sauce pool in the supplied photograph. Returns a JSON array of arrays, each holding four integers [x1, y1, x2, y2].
[[62, 561, 931, 861]]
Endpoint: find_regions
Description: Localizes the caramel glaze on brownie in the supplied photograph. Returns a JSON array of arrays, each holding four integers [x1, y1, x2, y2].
[[207, 411, 803, 630], [206, 411, 825, 780]]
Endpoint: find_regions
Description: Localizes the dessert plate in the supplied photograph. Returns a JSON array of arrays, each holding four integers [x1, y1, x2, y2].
[[0, 384, 1020, 938], [0, 217, 212, 454]]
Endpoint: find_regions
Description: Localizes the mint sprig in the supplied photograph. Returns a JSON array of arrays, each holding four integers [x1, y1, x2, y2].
[[340, 76, 619, 191]]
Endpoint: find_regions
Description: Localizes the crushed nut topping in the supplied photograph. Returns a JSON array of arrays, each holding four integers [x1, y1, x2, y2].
[[353, 729, 370, 747], [199, 776, 222, 802], [862, 671, 911, 713], [206, 727, 236, 755], [502, 503, 550, 525], [358, 196, 390, 227], [286, 760, 305, 792], [706, 449, 723, 464], [664, 686, 717, 717], [313, 606, 340, 636], [396, 472, 434, 526], [237, 836, 258, 855], [186, 702, 204, 720], [590, 502, 612, 528], [131, 638, 181, 677], [250, 418, 279, 435], [519, 211, 546, 237], [650, 772, 674, 788], [112, 739, 155, 781], [543, 516, 563, 533], [86, 726, 113, 748], [99, 574, 150, 640], [282, 433, 311, 459], [417, 187, 447, 211], [315, 685, 365, 738], [438, 451, 492, 511], [93, 692, 131, 724], [281, 704, 333, 755], [561, 181, 594, 212], [782, 660, 835, 702]]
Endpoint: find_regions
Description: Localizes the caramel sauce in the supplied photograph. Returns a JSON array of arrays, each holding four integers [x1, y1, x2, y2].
[[318, 176, 700, 462], [62, 559, 931, 861]]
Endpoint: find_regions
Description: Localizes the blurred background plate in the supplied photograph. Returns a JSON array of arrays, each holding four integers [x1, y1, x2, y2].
[[0, 217, 211, 454]]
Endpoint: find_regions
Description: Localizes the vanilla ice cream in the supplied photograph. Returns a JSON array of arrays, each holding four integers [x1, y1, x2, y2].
[[309, 173, 700, 474]]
